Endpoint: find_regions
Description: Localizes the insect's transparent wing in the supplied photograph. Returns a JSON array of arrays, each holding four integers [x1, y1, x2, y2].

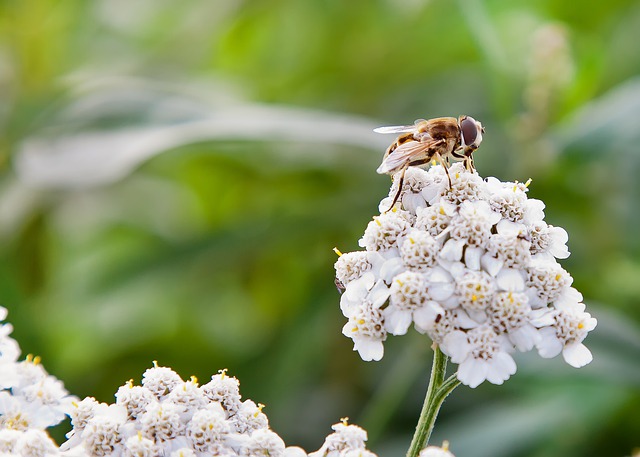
[[376, 140, 433, 174], [373, 125, 416, 134]]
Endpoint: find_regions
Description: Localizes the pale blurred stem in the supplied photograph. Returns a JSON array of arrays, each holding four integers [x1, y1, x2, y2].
[[406, 345, 461, 457]]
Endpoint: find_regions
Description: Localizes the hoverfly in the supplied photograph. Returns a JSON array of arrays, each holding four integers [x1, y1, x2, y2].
[[374, 115, 484, 210]]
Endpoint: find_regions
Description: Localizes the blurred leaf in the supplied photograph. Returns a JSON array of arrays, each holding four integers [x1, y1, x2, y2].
[[14, 78, 388, 188]]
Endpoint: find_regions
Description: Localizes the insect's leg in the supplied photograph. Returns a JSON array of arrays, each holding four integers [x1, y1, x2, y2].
[[387, 167, 407, 212], [434, 151, 452, 188], [464, 156, 472, 171]]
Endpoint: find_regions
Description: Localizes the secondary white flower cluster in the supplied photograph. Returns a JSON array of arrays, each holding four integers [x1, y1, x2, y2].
[[60, 365, 278, 456], [0, 306, 75, 457], [335, 163, 596, 388], [307, 419, 378, 457], [60, 365, 378, 457], [418, 441, 455, 457], [0, 308, 379, 457]]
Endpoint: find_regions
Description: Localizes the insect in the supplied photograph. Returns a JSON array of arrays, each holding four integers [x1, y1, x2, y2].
[[374, 115, 485, 210]]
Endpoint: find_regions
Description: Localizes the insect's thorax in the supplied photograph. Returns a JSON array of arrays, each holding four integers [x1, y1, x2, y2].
[[419, 117, 460, 142]]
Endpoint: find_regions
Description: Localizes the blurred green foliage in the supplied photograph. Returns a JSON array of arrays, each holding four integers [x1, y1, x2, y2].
[[0, 0, 639, 455]]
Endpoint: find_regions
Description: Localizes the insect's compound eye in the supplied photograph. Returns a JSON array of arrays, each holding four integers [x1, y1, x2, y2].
[[460, 116, 478, 147]]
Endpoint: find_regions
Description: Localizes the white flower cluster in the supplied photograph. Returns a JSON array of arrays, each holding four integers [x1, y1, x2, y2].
[[307, 420, 377, 457], [418, 441, 455, 457], [0, 307, 379, 457], [60, 365, 378, 457], [60, 365, 278, 456], [335, 163, 596, 388], [0, 306, 76, 457]]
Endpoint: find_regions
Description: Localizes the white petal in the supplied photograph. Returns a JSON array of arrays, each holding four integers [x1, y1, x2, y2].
[[486, 353, 516, 385], [554, 287, 584, 310], [428, 281, 455, 301], [550, 244, 570, 260], [285, 447, 308, 457], [496, 268, 525, 291], [369, 281, 391, 308], [412, 303, 439, 333], [509, 325, 539, 351], [342, 320, 357, 337], [524, 199, 545, 224], [484, 176, 502, 190], [429, 265, 454, 283], [437, 259, 466, 279], [367, 251, 387, 275], [550, 225, 568, 244], [562, 343, 592, 368], [345, 273, 375, 301], [496, 219, 525, 236], [378, 197, 394, 214], [526, 287, 546, 309], [380, 247, 400, 260], [466, 309, 487, 324], [457, 358, 488, 388], [440, 238, 465, 262], [422, 181, 447, 204], [442, 331, 471, 363], [454, 309, 481, 329], [529, 308, 555, 327], [379, 257, 405, 283], [354, 338, 384, 362], [403, 193, 427, 214], [480, 253, 504, 277], [340, 294, 358, 317], [440, 295, 460, 309], [383, 308, 413, 335], [532, 251, 555, 263], [584, 316, 598, 332], [487, 209, 503, 226], [464, 247, 484, 270], [536, 328, 563, 358], [549, 226, 570, 259]]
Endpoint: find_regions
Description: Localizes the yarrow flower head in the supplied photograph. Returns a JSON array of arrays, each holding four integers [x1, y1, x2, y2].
[[335, 163, 596, 387], [0, 309, 380, 457], [60, 364, 378, 457]]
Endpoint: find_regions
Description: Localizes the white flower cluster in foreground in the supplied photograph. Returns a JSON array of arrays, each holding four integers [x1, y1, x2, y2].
[[0, 307, 380, 457], [60, 365, 378, 457], [335, 163, 597, 387], [0, 306, 76, 457]]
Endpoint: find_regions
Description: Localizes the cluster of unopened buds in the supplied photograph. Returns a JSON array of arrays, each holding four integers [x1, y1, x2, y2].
[[335, 162, 596, 387]]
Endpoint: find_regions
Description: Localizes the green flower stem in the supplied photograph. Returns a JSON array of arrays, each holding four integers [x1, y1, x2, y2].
[[406, 345, 461, 457]]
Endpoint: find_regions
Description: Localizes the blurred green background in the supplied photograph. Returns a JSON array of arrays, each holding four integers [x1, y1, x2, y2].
[[1, 0, 639, 455]]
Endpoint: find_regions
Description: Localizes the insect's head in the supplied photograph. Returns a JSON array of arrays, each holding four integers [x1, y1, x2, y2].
[[459, 115, 484, 155]]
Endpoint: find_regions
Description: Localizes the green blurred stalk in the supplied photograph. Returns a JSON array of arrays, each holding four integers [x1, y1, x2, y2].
[[406, 345, 460, 457]]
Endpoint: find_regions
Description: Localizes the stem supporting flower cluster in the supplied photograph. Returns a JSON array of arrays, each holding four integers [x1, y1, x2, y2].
[[406, 345, 460, 457]]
